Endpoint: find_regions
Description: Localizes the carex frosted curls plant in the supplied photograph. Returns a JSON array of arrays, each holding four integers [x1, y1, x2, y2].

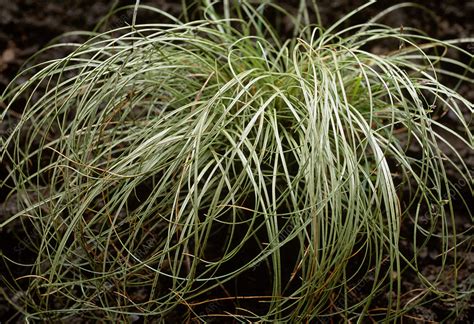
[[0, 0, 472, 322]]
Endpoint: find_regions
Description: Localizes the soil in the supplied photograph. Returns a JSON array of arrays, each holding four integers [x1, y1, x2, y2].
[[1, 1, 472, 323]]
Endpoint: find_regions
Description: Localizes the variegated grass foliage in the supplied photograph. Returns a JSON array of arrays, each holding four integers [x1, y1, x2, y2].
[[1, 1, 472, 322]]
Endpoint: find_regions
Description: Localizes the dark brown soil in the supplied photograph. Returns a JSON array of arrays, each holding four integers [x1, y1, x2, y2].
[[1, 1, 472, 323]]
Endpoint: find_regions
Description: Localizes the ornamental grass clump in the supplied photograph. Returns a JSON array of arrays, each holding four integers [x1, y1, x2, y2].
[[1, 1, 472, 322]]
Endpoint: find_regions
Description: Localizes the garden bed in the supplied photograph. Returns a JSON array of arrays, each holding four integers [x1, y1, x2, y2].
[[1, 1, 472, 322]]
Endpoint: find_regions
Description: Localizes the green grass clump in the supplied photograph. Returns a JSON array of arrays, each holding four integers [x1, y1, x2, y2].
[[1, 1, 472, 322]]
